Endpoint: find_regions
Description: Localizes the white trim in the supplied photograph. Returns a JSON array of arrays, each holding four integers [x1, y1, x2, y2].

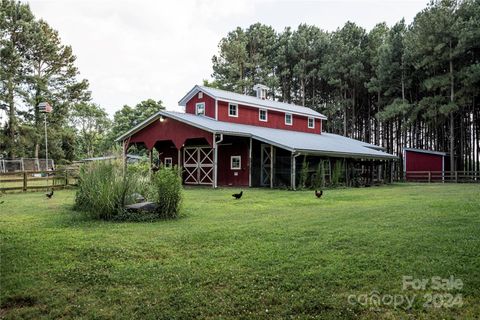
[[259, 108, 268, 122], [285, 113, 293, 126], [308, 117, 315, 129], [230, 155, 241, 170], [215, 99, 218, 120], [198, 92, 203, 99], [164, 157, 172, 168], [228, 103, 238, 117], [195, 102, 205, 116], [403, 148, 447, 156]]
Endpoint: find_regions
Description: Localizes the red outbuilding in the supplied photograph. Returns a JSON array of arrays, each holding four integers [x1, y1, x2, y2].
[[117, 84, 397, 188], [403, 148, 447, 181]]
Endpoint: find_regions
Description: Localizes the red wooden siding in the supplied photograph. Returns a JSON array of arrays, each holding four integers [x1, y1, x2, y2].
[[185, 92, 216, 118], [128, 116, 213, 150], [405, 150, 444, 181], [405, 151, 443, 171], [217, 100, 321, 133], [217, 138, 249, 186]]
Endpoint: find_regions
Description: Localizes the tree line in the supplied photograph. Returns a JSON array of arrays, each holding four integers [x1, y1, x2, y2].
[[0, 0, 162, 163], [208, 0, 479, 175]]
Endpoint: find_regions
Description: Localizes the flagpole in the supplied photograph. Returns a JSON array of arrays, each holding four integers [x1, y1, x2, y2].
[[45, 112, 48, 186]]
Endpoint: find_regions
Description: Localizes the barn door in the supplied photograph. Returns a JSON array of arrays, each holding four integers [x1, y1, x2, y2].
[[260, 144, 271, 186], [183, 146, 213, 185]]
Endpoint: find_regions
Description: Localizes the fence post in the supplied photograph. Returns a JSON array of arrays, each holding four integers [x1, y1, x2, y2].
[[455, 171, 458, 183], [65, 169, 68, 187], [23, 171, 27, 191], [428, 171, 431, 183]]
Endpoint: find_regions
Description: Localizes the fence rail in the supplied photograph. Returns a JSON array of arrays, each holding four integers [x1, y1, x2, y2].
[[405, 171, 480, 183], [0, 169, 79, 192]]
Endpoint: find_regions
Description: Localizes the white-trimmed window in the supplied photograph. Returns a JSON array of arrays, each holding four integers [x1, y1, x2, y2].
[[196, 102, 205, 116], [198, 92, 203, 99], [230, 155, 241, 170], [308, 117, 315, 129], [285, 113, 293, 126], [229, 103, 238, 117], [164, 157, 172, 168], [259, 109, 268, 122]]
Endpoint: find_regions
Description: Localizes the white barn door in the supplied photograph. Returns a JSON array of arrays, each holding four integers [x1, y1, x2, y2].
[[183, 147, 214, 185]]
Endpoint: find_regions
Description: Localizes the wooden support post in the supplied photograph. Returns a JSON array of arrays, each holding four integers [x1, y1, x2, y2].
[[270, 145, 274, 188], [345, 159, 349, 187], [65, 169, 69, 186], [23, 171, 27, 192], [455, 171, 458, 183], [248, 137, 252, 187], [428, 171, 431, 183], [291, 153, 296, 190]]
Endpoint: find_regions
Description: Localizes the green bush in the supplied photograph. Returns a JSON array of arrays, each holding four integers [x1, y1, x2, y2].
[[313, 161, 325, 189], [150, 166, 183, 219], [298, 157, 309, 189], [331, 160, 344, 187], [74, 160, 143, 220]]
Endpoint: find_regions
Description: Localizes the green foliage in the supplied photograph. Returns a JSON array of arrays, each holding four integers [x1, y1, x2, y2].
[[312, 161, 325, 190], [74, 160, 142, 220], [109, 99, 165, 144], [150, 166, 183, 219], [331, 160, 344, 187], [297, 156, 309, 189]]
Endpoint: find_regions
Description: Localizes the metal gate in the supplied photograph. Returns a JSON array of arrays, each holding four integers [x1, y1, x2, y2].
[[183, 146, 214, 185]]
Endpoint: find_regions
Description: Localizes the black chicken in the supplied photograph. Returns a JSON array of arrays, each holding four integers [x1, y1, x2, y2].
[[232, 191, 243, 200], [315, 190, 323, 199], [46, 189, 54, 199]]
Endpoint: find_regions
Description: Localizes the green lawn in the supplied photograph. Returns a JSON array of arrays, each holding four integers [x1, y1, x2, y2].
[[1, 184, 479, 319]]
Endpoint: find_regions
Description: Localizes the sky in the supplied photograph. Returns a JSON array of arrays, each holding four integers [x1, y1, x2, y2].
[[27, 0, 428, 116]]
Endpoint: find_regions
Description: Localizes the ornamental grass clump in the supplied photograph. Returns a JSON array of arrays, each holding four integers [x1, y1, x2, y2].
[[74, 160, 142, 220], [150, 166, 183, 219]]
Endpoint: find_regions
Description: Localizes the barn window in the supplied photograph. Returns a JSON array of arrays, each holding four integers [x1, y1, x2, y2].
[[198, 92, 203, 99], [164, 157, 172, 168], [285, 113, 292, 125], [229, 103, 238, 117], [231, 155, 241, 170], [196, 102, 205, 116], [308, 117, 315, 128], [259, 109, 268, 122]]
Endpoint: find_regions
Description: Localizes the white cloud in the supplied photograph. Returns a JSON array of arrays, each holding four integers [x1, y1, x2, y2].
[[26, 0, 427, 115]]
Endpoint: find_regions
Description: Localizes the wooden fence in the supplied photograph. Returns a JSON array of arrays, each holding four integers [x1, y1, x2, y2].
[[405, 171, 480, 183], [0, 169, 79, 192]]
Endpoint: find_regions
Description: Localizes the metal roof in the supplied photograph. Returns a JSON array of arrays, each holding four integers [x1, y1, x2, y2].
[[116, 111, 396, 160], [403, 148, 447, 156], [178, 85, 327, 119]]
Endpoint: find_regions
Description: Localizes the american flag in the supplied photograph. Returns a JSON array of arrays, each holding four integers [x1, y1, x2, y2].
[[38, 102, 52, 113]]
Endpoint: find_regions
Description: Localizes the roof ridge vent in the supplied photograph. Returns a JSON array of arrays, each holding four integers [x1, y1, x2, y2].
[[253, 84, 269, 100]]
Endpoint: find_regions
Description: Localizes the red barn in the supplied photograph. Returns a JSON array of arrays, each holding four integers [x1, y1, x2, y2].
[[403, 148, 447, 181], [116, 84, 397, 188]]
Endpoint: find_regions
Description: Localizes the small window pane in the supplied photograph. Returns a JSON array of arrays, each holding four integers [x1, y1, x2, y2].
[[259, 109, 267, 121], [196, 103, 205, 116], [285, 113, 292, 125], [231, 156, 241, 170], [164, 158, 172, 168], [229, 104, 237, 117], [308, 117, 315, 128]]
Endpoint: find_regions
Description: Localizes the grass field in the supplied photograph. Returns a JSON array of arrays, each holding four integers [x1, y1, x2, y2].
[[1, 184, 479, 319]]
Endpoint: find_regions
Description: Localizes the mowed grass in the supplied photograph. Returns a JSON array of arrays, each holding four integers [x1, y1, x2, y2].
[[1, 184, 479, 319]]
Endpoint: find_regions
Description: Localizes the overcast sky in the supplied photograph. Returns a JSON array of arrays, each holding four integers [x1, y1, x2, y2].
[[28, 0, 428, 115]]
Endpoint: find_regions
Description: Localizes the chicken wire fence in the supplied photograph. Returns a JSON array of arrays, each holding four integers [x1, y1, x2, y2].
[[0, 158, 55, 173]]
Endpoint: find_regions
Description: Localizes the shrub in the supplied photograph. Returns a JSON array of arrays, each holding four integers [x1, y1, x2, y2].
[[331, 160, 344, 187], [298, 156, 309, 189], [150, 166, 183, 219], [312, 161, 325, 190], [74, 160, 143, 220]]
